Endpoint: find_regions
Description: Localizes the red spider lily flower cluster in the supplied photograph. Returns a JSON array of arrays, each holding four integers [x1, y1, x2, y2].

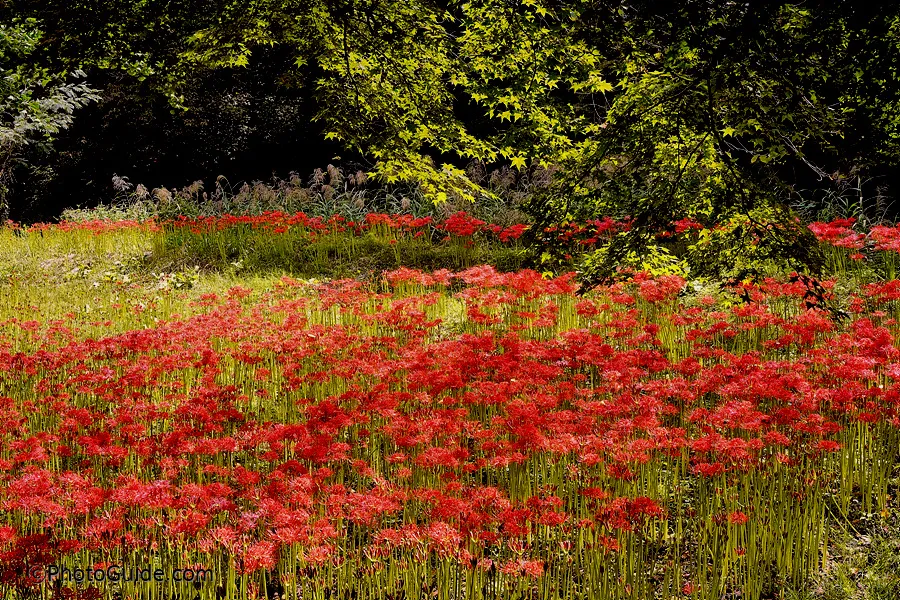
[[808, 218, 866, 250], [12, 211, 529, 245], [24, 219, 161, 235], [541, 217, 632, 247], [434, 212, 529, 243], [809, 217, 900, 258], [1, 265, 900, 599], [656, 218, 705, 239]]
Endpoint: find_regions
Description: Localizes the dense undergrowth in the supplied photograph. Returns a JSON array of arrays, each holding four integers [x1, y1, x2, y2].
[[152, 213, 530, 277], [13, 211, 532, 279]]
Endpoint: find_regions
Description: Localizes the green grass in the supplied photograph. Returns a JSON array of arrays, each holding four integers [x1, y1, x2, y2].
[[151, 223, 529, 278], [0, 221, 528, 332], [790, 494, 900, 600]]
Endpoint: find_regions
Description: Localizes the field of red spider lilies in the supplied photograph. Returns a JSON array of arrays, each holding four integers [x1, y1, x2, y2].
[[1, 215, 900, 600]]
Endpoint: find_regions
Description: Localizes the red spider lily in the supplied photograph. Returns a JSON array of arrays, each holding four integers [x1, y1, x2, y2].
[[3, 261, 900, 599], [808, 218, 866, 249], [499, 558, 544, 577], [870, 224, 900, 252], [728, 511, 750, 525]]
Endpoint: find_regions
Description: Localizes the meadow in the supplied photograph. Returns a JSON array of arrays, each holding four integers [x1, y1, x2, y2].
[[0, 214, 899, 600]]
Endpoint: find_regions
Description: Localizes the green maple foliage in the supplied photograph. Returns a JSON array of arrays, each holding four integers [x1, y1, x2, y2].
[[4, 1, 900, 281]]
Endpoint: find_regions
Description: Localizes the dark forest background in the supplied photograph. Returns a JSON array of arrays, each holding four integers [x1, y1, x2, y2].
[[6, 49, 344, 221]]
